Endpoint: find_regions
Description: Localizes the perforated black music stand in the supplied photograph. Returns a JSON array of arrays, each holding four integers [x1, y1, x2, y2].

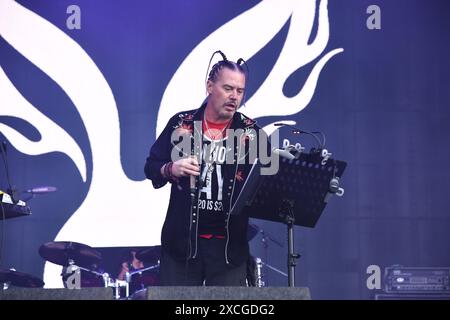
[[230, 152, 347, 287]]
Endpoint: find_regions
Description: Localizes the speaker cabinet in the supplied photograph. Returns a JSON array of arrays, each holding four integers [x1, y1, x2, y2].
[[0, 287, 113, 300], [131, 286, 311, 300]]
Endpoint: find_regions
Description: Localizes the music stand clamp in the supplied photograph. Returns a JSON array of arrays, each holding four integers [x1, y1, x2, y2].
[[230, 151, 347, 287]]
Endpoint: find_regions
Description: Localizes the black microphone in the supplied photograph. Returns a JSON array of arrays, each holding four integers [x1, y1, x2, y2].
[[190, 175, 196, 195], [190, 153, 198, 197], [26, 186, 57, 194], [182, 132, 197, 198], [274, 122, 326, 152], [274, 123, 303, 135]]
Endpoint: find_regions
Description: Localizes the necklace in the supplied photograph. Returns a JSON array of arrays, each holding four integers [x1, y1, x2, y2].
[[203, 114, 232, 140], [200, 114, 232, 187]]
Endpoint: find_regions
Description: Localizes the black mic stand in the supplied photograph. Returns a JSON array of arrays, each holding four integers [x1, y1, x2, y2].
[[278, 199, 301, 287]]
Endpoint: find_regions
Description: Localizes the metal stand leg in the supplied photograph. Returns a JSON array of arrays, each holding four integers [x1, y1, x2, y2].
[[255, 257, 265, 287], [280, 200, 300, 287]]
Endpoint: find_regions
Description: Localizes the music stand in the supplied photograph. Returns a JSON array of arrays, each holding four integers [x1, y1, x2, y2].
[[230, 152, 347, 287]]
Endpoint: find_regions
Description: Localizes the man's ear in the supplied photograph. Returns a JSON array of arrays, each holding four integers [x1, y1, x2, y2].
[[206, 80, 213, 95]]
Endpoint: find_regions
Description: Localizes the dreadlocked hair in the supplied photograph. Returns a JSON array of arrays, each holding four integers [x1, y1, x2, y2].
[[205, 50, 247, 84], [207, 60, 246, 82]]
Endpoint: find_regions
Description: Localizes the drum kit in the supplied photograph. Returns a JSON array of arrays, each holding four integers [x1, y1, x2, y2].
[[40, 241, 161, 299], [1, 240, 161, 299], [1, 223, 284, 297], [39, 241, 109, 289]]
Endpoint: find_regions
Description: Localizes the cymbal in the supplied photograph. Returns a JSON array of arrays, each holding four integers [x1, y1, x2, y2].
[[247, 223, 260, 241], [39, 241, 102, 268], [135, 246, 161, 263], [0, 269, 44, 287]]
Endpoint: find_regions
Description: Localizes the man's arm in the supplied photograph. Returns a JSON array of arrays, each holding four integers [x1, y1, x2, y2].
[[144, 117, 176, 189], [144, 116, 200, 188]]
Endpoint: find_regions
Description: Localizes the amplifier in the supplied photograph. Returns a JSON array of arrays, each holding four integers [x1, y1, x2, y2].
[[385, 267, 450, 293]]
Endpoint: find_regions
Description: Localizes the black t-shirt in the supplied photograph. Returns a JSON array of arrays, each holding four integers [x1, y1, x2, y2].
[[197, 134, 232, 235]]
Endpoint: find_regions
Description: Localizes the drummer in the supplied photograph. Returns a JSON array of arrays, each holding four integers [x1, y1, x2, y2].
[[116, 249, 144, 281], [116, 248, 160, 296]]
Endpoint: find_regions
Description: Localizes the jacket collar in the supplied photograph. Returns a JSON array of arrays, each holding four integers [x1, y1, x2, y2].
[[179, 102, 257, 129]]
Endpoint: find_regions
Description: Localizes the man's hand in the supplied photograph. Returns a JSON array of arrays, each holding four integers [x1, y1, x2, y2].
[[171, 157, 200, 178]]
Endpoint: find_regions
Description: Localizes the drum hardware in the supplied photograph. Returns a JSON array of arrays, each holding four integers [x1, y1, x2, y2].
[[38, 241, 102, 269], [249, 225, 284, 286], [125, 272, 131, 297], [128, 262, 160, 277], [108, 262, 161, 300], [111, 279, 128, 300], [260, 259, 288, 278], [37, 242, 161, 299], [122, 262, 160, 299], [39, 241, 107, 289], [255, 258, 264, 287], [75, 265, 110, 288], [248, 257, 287, 288], [61, 260, 110, 289]]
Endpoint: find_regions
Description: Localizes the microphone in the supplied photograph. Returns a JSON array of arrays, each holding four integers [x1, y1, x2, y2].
[[179, 130, 197, 197], [26, 186, 57, 194], [272, 148, 295, 160], [190, 172, 196, 195], [189, 148, 198, 197], [274, 123, 302, 134], [274, 123, 324, 149]]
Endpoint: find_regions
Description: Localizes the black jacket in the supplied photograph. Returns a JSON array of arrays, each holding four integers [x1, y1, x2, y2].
[[145, 103, 269, 266]]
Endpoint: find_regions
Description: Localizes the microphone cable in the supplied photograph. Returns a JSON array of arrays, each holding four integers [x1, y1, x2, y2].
[[236, 57, 249, 109], [204, 50, 228, 95]]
